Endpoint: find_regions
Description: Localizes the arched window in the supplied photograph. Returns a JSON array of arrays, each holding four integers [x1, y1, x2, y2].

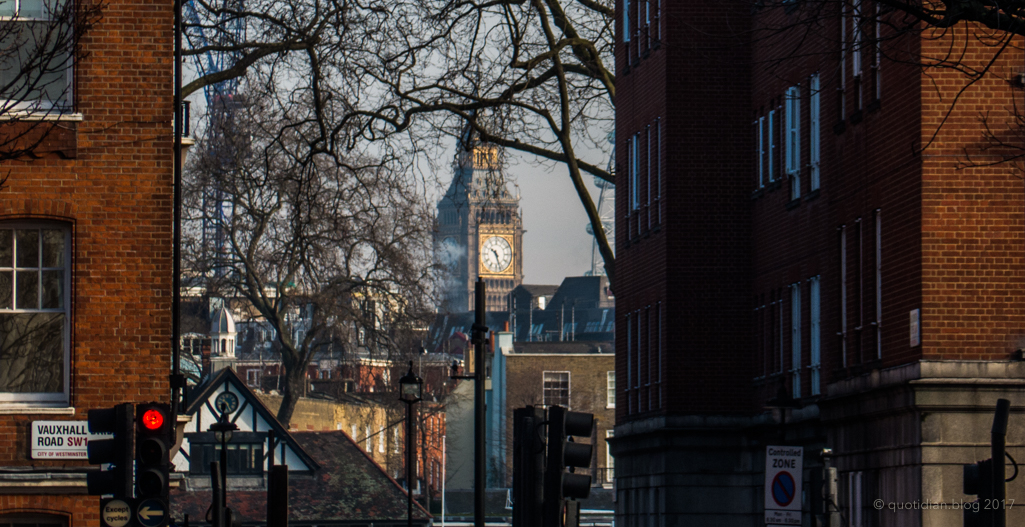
[[0, 513, 69, 527]]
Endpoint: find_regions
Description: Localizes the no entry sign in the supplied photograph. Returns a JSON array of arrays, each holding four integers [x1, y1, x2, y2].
[[764, 445, 803, 525]]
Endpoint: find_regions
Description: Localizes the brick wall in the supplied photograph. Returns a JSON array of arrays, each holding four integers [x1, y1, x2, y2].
[[615, 0, 754, 419], [505, 353, 615, 481], [0, 0, 173, 520], [918, 26, 1025, 360]]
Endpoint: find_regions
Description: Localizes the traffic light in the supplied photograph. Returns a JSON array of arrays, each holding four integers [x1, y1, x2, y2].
[[87, 403, 134, 497], [963, 398, 1011, 527], [964, 459, 995, 527], [513, 406, 545, 527], [135, 402, 172, 501], [543, 405, 594, 527]]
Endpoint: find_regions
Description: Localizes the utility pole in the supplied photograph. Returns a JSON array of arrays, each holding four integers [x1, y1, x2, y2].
[[472, 278, 487, 527], [449, 278, 488, 527]]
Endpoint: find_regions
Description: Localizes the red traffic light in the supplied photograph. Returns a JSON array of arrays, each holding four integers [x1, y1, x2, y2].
[[141, 409, 165, 430]]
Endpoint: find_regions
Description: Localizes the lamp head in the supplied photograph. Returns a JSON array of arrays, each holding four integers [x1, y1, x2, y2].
[[399, 361, 422, 403]]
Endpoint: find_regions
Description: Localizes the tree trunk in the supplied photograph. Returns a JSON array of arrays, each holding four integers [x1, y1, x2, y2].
[[276, 363, 306, 428]]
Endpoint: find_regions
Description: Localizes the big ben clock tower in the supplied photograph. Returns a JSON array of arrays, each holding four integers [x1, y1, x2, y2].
[[436, 131, 524, 312]]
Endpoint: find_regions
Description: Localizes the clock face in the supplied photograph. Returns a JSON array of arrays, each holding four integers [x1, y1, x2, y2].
[[215, 391, 239, 415], [481, 236, 513, 273]]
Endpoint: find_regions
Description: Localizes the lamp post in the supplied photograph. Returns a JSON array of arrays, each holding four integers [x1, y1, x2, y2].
[[209, 410, 239, 523], [399, 361, 423, 527]]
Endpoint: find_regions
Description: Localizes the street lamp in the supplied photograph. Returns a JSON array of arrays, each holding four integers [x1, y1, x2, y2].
[[399, 360, 423, 527], [209, 410, 239, 523]]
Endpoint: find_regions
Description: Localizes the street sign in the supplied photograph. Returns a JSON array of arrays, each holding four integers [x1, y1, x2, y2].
[[101, 499, 132, 527], [137, 498, 168, 527], [765, 446, 803, 525], [31, 421, 111, 459]]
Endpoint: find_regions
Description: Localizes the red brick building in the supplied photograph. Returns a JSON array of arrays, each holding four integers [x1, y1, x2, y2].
[[613, 2, 1025, 526], [0, 0, 173, 525]]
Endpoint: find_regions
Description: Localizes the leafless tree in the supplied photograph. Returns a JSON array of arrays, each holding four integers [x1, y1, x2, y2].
[[181, 0, 617, 283], [0, 0, 102, 161], [182, 92, 437, 427], [350, 0, 617, 282]]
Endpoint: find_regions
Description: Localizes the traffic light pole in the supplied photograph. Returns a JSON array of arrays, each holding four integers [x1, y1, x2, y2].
[[473, 278, 486, 527], [992, 399, 1010, 527]]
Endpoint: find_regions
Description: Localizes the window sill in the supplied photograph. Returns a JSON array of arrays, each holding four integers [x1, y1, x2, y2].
[[867, 99, 881, 113], [0, 112, 83, 122], [0, 406, 75, 415], [849, 110, 863, 125], [804, 188, 820, 202], [785, 198, 801, 210], [833, 121, 846, 135], [751, 188, 765, 200]]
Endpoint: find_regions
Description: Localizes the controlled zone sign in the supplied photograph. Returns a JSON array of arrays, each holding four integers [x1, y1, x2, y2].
[[764, 445, 803, 525]]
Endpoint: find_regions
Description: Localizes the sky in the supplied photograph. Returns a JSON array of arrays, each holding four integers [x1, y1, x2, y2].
[[508, 158, 604, 285]]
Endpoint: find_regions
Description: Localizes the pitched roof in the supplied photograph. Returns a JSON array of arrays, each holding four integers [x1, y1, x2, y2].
[[178, 368, 319, 473], [513, 283, 559, 297], [170, 431, 431, 525]]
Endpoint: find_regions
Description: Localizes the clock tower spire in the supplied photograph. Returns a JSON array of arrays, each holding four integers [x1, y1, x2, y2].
[[436, 128, 524, 313]]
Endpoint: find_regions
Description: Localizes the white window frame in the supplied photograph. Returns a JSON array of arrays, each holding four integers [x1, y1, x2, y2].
[[635, 309, 642, 390], [631, 133, 641, 210], [809, 276, 821, 396], [767, 110, 776, 183], [839, 10, 847, 117], [378, 425, 385, 453], [809, 73, 820, 191], [757, 116, 765, 187], [542, 370, 571, 408], [0, 222, 71, 406], [656, 301, 662, 407], [655, 118, 661, 206], [607, 370, 616, 408], [394, 426, 401, 454], [365, 425, 372, 452], [247, 369, 261, 388], [786, 85, 801, 199], [874, 2, 882, 100], [848, 471, 864, 527], [623, 0, 630, 42], [790, 283, 801, 399], [852, 0, 863, 78], [605, 430, 614, 482], [626, 313, 633, 401], [839, 225, 848, 368], [874, 209, 882, 359], [646, 124, 652, 216], [0, 0, 75, 114]]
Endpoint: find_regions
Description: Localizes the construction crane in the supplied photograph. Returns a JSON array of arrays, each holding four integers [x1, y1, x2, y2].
[[182, 0, 247, 273]]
